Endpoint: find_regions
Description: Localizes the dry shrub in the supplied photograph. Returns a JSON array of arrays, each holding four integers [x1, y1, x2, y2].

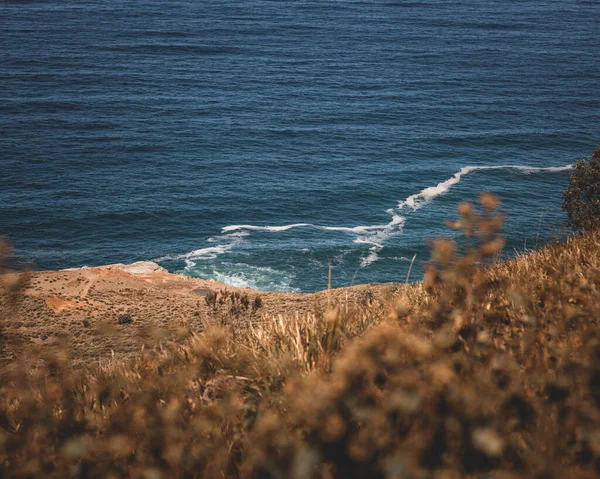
[[563, 145, 600, 231], [243, 196, 600, 477], [1, 198, 600, 478], [0, 239, 31, 363]]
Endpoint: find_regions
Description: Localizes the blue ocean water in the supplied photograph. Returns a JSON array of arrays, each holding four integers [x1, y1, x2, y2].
[[1, 0, 599, 292]]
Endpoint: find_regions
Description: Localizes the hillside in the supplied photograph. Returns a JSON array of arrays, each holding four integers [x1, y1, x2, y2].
[[1, 206, 599, 477], [0, 260, 401, 367]]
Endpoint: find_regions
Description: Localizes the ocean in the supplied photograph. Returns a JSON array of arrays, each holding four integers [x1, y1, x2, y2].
[[1, 0, 599, 292]]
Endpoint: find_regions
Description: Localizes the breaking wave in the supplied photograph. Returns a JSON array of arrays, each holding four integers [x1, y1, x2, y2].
[[155, 232, 248, 262], [156, 163, 572, 288], [221, 164, 572, 267], [182, 262, 298, 292], [397, 164, 573, 212]]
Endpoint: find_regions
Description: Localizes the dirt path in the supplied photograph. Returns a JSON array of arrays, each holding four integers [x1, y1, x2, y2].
[[80, 271, 97, 298]]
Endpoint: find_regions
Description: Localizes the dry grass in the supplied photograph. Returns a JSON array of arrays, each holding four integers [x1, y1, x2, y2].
[[1, 196, 600, 478]]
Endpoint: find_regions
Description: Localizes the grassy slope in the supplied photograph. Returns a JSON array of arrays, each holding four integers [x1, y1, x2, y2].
[[1, 223, 599, 477], [0, 263, 402, 367]]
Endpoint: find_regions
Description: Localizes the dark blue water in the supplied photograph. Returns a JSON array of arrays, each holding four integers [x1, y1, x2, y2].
[[1, 1, 599, 292]]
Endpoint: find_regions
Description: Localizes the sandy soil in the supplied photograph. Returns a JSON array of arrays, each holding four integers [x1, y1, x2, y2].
[[1, 262, 402, 366]]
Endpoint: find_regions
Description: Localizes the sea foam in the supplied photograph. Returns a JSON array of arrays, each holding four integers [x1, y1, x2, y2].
[[155, 231, 248, 262], [185, 261, 298, 292], [219, 164, 572, 267], [161, 163, 573, 280], [397, 164, 573, 212]]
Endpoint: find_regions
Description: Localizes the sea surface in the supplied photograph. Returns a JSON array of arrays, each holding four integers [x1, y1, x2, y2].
[[1, 0, 599, 292]]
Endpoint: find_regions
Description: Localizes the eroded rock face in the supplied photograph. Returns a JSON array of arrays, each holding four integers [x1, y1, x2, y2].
[[61, 261, 167, 275]]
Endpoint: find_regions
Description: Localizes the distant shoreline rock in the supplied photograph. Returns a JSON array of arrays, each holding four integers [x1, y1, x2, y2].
[[62, 261, 167, 275]]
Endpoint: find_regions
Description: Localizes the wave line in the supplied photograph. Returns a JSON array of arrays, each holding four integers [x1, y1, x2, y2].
[[160, 163, 572, 269], [398, 164, 572, 211]]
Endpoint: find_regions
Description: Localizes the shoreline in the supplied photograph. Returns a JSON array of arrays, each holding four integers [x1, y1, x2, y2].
[[54, 260, 401, 295]]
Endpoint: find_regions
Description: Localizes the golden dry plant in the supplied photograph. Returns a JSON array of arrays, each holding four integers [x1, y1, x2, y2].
[[563, 145, 600, 231], [0, 238, 31, 363], [1, 196, 600, 478]]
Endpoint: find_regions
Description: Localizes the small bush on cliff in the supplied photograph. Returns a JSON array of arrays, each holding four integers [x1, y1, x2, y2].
[[562, 145, 600, 230], [116, 313, 133, 325]]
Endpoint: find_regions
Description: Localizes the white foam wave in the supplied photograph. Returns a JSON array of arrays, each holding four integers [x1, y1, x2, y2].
[[397, 164, 573, 212], [190, 262, 298, 292], [160, 162, 572, 271], [223, 223, 385, 235], [208, 231, 249, 242], [356, 163, 571, 265], [222, 223, 311, 233], [155, 232, 248, 262], [180, 245, 233, 260], [361, 246, 382, 267], [222, 214, 406, 268], [353, 237, 383, 248], [320, 225, 385, 234]]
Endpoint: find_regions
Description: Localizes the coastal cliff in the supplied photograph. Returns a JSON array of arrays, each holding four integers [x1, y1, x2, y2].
[[1, 260, 401, 365]]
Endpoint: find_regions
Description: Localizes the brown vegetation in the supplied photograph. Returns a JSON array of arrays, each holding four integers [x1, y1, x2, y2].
[[1, 196, 600, 478], [563, 145, 600, 231]]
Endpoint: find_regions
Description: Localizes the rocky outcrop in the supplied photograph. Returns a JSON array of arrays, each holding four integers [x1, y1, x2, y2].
[[102, 261, 167, 275]]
